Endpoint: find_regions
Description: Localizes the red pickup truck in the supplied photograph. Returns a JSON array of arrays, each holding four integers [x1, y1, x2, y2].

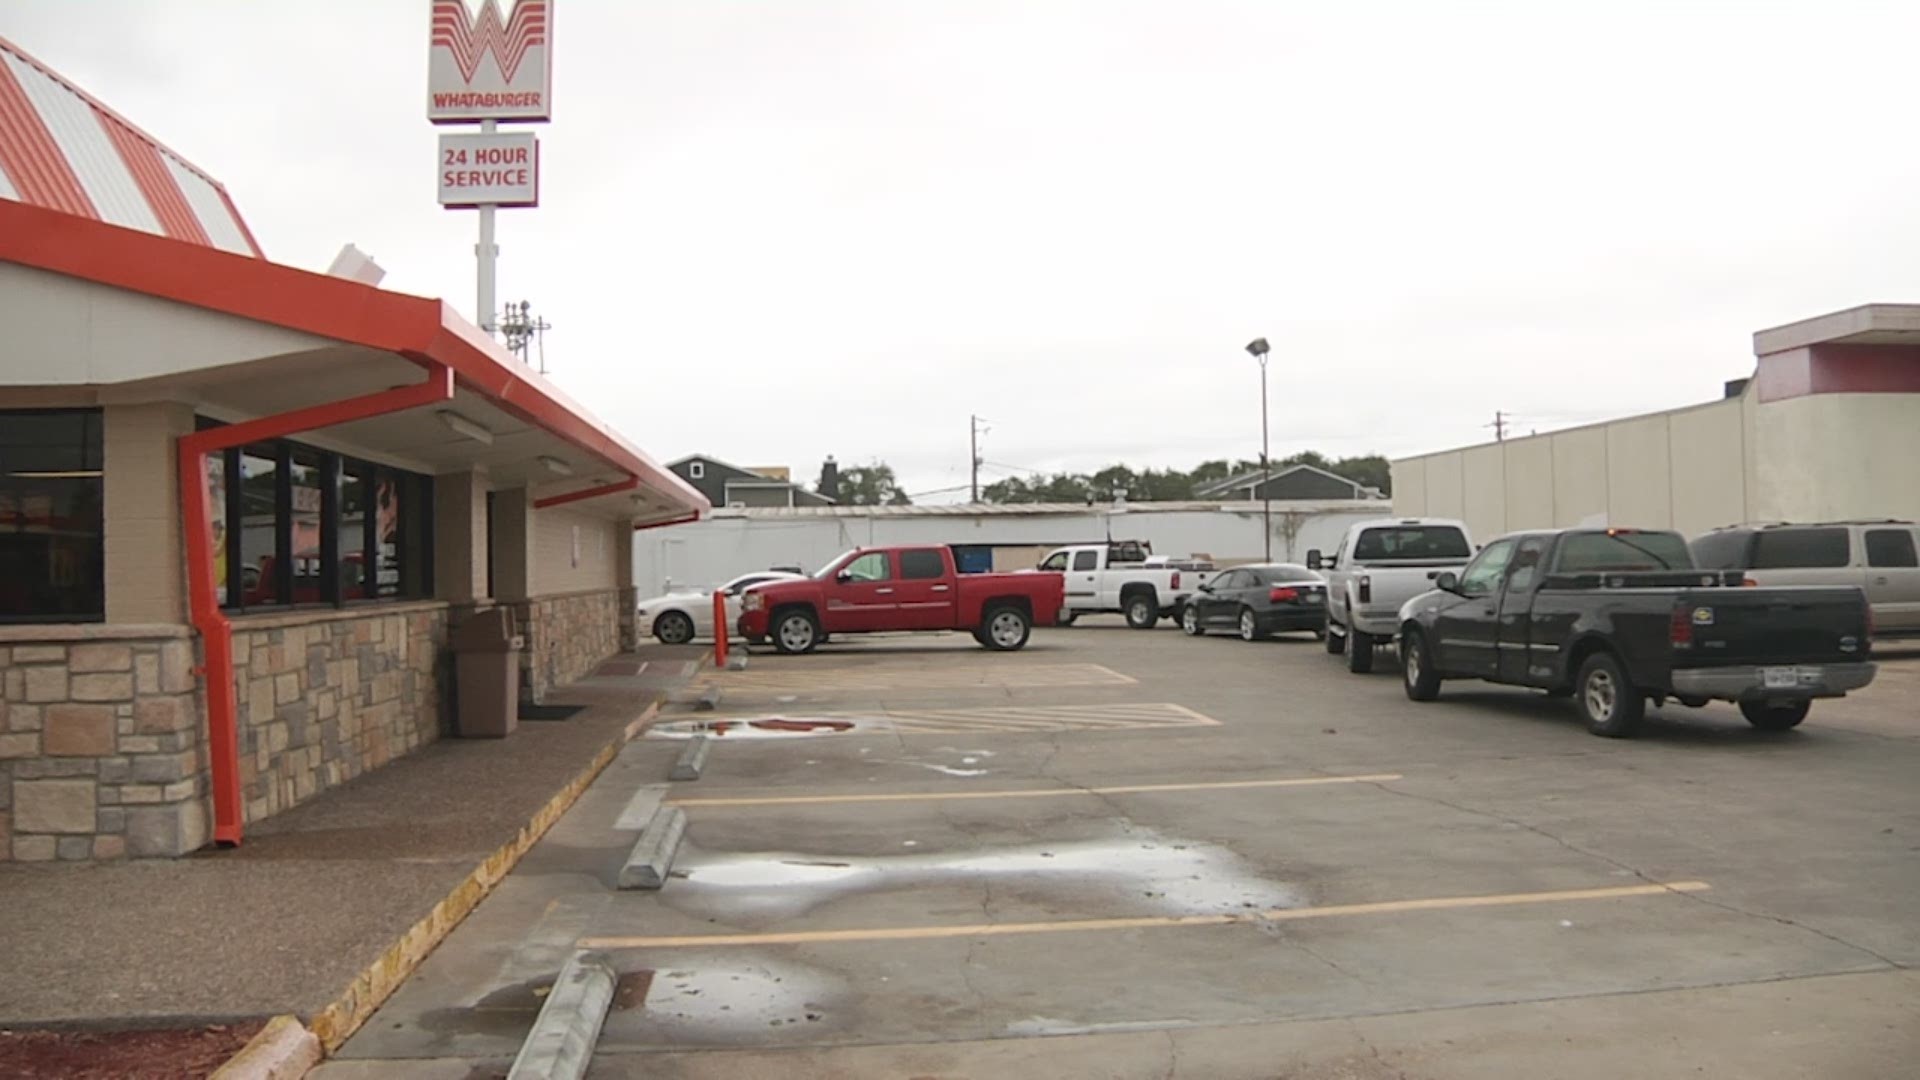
[[737, 546, 1066, 654]]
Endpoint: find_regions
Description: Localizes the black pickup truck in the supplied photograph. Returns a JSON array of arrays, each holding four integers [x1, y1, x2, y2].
[[1398, 527, 1876, 737]]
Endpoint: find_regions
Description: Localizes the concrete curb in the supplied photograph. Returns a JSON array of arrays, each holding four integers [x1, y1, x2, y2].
[[506, 951, 617, 1080], [617, 805, 687, 889], [669, 735, 710, 781], [725, 652, 749, 671], [208, 1015, 321, 1080], [305, 698, 663, 1053], [694, 685, 722, 711]]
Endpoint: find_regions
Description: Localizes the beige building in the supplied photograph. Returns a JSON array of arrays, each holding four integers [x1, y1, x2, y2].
[[1391, 304, 1920, 540]]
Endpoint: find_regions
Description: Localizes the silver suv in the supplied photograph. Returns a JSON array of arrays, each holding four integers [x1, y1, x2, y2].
[[1690, 521, 1920, 639]]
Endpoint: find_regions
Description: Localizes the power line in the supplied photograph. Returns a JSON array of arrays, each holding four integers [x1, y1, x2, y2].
[[1487, 410, 1509, 442]]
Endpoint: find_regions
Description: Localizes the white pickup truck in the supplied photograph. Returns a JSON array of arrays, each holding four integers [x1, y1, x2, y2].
[[1039, 542, 1217, 629], [1308, 518, 1475, 673]]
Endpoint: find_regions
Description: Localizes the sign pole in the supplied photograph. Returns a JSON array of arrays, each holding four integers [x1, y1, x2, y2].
[[476, 117, 499, 334]]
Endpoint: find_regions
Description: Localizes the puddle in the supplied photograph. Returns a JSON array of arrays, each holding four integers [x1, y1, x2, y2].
[[646, 716, 876, 739], [616, 958, 844, 1042], [669, 830, 1301, 922]]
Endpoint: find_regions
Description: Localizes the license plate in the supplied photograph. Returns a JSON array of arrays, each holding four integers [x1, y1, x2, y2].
[[1761, 666, 1800, 690]]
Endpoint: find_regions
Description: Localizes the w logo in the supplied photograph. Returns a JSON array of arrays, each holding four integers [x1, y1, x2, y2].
[[427, 0, 553, 122], [431, 0, 547, 82]]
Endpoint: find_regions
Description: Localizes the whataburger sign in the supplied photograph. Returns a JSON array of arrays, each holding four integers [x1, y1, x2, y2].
[[427, 0, 552, 123]]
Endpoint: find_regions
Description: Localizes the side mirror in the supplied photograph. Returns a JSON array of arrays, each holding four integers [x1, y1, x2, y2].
[[1198, 583, 1214, 594], [834, 570, 853, 584], [1434, 571, 1460, 593], [1306, 550, 1323, 571]]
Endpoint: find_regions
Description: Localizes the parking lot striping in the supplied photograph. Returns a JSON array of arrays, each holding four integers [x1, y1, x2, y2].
[[693, 662, 1138, 693], [578, 881, 1712, 950], [879, 701, 1221, 735], [666, 773, 1406, 808]]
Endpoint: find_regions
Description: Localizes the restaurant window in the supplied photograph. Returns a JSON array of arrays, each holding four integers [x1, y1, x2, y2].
[[341, 464, 371, 601], [0, 409, 104, 623], [238, 446, 280, 607], [289, 448, 324, 604], [197, 422, 432, 611]]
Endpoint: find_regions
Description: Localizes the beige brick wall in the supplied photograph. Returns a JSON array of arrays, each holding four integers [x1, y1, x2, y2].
[[532, 507, 621, 595], [434, 469, 489, 603], [103, 402, 196, 624], [491, 486, 534, 601]]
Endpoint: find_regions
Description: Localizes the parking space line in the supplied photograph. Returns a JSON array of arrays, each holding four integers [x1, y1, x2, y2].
[[579, 881, 1711, 949], [666, 773, 1405, 808]]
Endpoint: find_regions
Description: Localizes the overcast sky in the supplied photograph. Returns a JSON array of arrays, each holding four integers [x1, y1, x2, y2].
[[10, 2, 1920, 501]]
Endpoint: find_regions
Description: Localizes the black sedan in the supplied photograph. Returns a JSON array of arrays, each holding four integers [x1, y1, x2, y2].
[[1181, 564, 1328, 641]]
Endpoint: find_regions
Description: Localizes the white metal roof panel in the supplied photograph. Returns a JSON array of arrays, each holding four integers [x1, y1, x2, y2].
[[0, 34, 259, 256], [3, 50, 158, 234], [163, 153, 252, 255]]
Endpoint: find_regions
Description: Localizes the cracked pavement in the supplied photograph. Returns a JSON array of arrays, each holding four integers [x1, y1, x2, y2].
[[317, 630, 1920, 1080]]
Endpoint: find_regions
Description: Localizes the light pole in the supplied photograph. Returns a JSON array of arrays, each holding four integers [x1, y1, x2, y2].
[[1245, 337, 1272, 561]]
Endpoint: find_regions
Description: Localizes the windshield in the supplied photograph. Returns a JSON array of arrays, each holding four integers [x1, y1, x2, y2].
[[1555, 531, 1694, 572], [1353, 525, 1472, 561], [1038, 551, 1069, 572], [812, 550, 859, 579]]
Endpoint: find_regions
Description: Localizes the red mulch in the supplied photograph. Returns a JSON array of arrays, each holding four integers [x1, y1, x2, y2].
[[0, 1021, 266, 1080]]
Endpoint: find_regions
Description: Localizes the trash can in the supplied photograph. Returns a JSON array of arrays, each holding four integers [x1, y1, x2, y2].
[[453, 608, 523, 738]]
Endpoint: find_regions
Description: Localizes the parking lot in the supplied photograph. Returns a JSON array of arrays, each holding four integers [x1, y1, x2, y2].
[[321, 625, 1920, 1079]]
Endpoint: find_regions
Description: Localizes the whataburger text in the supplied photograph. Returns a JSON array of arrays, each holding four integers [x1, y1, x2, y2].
[[432, 91, 544, 111]]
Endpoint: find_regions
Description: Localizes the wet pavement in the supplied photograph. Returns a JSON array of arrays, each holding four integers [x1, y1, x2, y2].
[[317, 630, 1920, 1078]]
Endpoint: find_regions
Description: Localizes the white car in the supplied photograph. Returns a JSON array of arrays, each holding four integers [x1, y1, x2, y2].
[[636, 571, 805, 644]]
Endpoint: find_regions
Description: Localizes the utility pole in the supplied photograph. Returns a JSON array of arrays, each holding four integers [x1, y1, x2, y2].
[[1488, 410, 1509, 442], [970, 415, 986, 502]]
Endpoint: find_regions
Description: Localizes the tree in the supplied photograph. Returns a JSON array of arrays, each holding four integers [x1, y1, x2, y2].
[[1330, 454, 1392, 495], [975, 451, 1391, 504], [825, 462, 911, 506]]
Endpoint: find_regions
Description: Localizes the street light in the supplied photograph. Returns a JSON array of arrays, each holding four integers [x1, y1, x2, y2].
[[1245, 337, 1272, 561]]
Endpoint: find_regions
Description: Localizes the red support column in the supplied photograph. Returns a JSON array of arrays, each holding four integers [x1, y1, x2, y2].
[[712, 590, 730, 669]]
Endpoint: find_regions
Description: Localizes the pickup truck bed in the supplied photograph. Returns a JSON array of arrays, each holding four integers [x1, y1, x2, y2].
[[1399, 528, 1875, 737]]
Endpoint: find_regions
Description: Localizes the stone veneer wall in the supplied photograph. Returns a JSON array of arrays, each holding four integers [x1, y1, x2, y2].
[[511, 589, 623, 704], [0, 629, 206, 862], [231, 603, 449, 823]]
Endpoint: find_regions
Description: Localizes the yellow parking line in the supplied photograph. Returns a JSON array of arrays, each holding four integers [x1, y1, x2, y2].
[[580, 881, 1711, 949], [666, 773, 1405, 809]]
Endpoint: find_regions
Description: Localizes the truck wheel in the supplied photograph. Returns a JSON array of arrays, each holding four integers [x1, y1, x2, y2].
[[1238, 607, 1267, 642], [772, 609, 821, 655], [1740, 699, 1809, 731], [1124, 593, 1159, 630], [652, 610, 695, 645], [1324, 616, 1344, 655], [1576, 651, 1643, 737], [1347, 630, 1375, 674], [1181, 605, 1205, 636], [1401, 628, 1441, 701], [981, 606, 1032, 651]]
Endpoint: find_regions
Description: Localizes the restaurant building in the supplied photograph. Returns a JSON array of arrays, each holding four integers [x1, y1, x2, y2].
[[0, 35, 706, 862]]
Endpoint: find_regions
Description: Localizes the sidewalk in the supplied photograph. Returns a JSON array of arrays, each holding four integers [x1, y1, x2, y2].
[[0, 644, 705, 1033]]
